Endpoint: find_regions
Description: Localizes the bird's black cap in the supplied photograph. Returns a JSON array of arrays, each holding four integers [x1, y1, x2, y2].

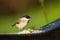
[[23, 15, 30, 19]]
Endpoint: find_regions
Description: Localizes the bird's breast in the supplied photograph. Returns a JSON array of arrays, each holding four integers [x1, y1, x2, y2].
[[16, 22, 27, 29]]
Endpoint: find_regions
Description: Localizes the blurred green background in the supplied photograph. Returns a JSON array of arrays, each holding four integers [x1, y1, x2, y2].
[[0, 0, 60, 33]]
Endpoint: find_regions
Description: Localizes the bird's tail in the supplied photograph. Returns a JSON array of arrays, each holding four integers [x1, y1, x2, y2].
[[12, 24, 15, 27]]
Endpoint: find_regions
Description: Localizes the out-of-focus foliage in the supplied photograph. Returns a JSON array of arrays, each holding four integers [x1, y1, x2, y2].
[[39, 0, 48, 23]]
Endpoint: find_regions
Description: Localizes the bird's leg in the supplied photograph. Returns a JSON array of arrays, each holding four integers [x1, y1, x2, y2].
[[18, 29, 23, 32], [18, 26, 27, 32]]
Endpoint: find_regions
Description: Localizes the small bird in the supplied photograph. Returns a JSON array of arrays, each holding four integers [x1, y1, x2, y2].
[[12, 15, 31, 30]]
